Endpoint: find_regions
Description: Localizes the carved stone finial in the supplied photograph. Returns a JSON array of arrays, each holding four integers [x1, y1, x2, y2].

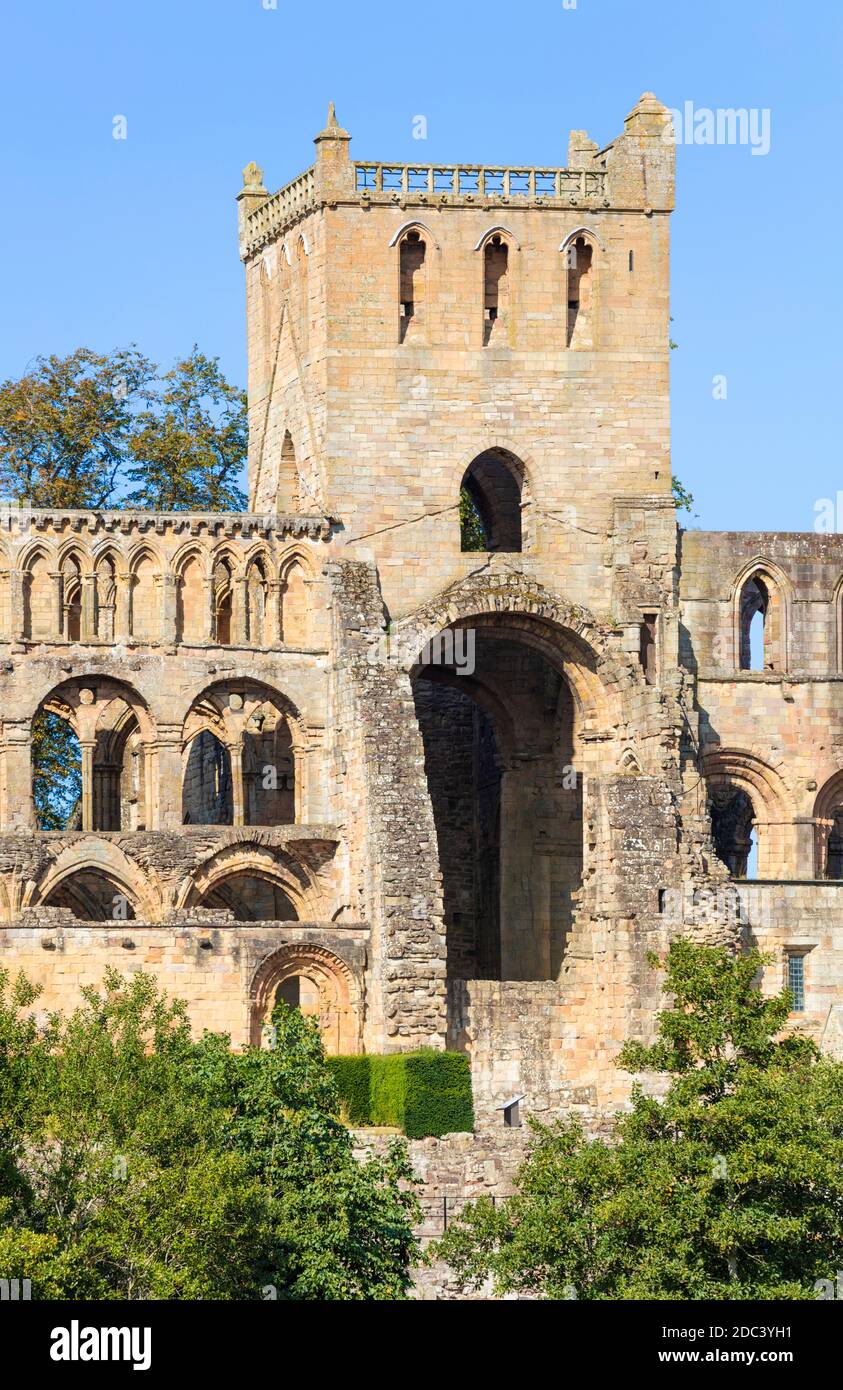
[[315, 103, 351, 142], [242, 161, 265, 191]]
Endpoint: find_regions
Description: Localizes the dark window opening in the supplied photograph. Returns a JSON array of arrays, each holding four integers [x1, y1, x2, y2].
[[709, 786, 756, 879], [566, 235, 594, 348], [483, 235, 509, 344], [399, 230, 426, 342], [640, 613, 658, 685], [459, 449, 525, 553]]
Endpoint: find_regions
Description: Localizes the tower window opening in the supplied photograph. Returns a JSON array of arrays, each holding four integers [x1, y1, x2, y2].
[[640, 613, 658, 685], [399, 230, 426, 342], [483, 235, 509, 344]]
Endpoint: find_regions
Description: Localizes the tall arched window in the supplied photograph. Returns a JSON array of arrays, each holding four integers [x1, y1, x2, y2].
[[566, 235, 595, 348], [60, 555, 82, 641], [738, 568, 785, 671], [245, 559, 268, 645], [460, 449, 528, 553], [23, 551, 54, 639], [213, 559, 233, 645], [399, 230, 426, 342], [176, 554, 205, 643], [483, 235, 509, 344], [709, 785, 757, 879], [130, 553, 159, 642]]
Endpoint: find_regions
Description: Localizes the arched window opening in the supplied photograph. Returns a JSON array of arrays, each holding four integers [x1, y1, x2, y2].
[[23, 552, 54, 639], [566, 235, 594, 348], [243, 703, 295, 825], [460, 449, 526, 553], [213, 560, 233, 645], [739, 571, 784, 672], [709, 786, 756, 879], [176, 555, 205, 643], [32, 709, 82, 830], [182, 730, 233, 825], [280, 560, 309, 645], [95, 556, 116, 641], [130, 554, 158, 641], [245, 561, 268, 646], [276, 431, 299, 514], [61, 556, 82, 641], [198, 872, 297, 922], [43, 870, 136, 921], [399, 230, 426, 342], [483, 235, 509, 344], [740, 577, 768, 670], [93, 702, 141, 832]]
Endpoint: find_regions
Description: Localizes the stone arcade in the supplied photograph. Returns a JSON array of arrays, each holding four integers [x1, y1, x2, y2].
[[2, 96, 842, 1158]]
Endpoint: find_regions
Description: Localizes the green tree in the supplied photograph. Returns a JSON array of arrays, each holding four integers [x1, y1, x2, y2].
[[0, 968, 419, 1299], [125, 349, 247, 511], [672, 475, 695, 513], [0, 345, 247, 512], [435, 940, 843, 1300], [459, 486, 486, 550], [0, 347, 154, 508], [31, 710, 82, 830]]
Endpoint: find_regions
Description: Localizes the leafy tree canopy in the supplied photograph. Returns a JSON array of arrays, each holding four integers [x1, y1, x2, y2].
[[0, 968, 418, 1299], [435, 940, 843, 1301], [0, 346, 247, 512]]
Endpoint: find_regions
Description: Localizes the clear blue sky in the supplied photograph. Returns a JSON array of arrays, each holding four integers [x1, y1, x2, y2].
[[2, 0, 841, 531]]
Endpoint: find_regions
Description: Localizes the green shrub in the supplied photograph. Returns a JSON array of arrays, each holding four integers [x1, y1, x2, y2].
[[327, 1055, 371, 1125], [328, 1050, 474, 1138], [404, 1050, 474, 1139]]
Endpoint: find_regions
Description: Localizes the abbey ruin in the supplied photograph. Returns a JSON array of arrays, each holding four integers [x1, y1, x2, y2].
[[1, 94, 842, 1140]]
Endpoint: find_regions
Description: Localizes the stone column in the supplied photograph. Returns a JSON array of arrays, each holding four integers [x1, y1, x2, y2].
[[80, 573, 97, 641], [49, 571, 63, 637], [154, 728, 184, 830], [230, 741, 245, 826], [2, 721, 34, 828], [117, 572, 132, 640], [202, 578, 215, 642], [10, 570, 25, 640], [158, 574, 177, 644], [80, 739, 96, 831], [266, 580, 281, 647], [232, 577, 248, 646]]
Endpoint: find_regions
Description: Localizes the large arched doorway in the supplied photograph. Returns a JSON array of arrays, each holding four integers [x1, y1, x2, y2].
[[412, 614, 585, 982]]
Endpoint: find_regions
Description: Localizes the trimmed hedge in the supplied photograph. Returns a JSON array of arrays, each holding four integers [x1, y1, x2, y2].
[[328, 1050, 474, 1138]]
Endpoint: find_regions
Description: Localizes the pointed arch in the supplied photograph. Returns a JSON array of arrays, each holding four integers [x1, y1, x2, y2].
[[732, 559, 791, 672]]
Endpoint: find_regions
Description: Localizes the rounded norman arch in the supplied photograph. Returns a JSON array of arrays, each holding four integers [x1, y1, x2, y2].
[[249, 943, 360, 1052], [702, 748, 795, 878]]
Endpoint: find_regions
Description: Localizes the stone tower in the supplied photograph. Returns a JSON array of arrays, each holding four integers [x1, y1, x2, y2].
[[1, 96, 841, 1140]]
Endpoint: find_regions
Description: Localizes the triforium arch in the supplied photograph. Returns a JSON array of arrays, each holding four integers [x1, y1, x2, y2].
[[813, 772, 843, 879], [733, 559, 790, 672], [127, 543, 162, 642], [26, 838, 161, 922], [179, 844, 325, 921], [32, 676, 156, 833], [181, 679, 305, 827], [249, 943, 361, 1053], [400, 577, 625, 984], [459, 446, 534, 553], [702, 748, 795, 879]]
